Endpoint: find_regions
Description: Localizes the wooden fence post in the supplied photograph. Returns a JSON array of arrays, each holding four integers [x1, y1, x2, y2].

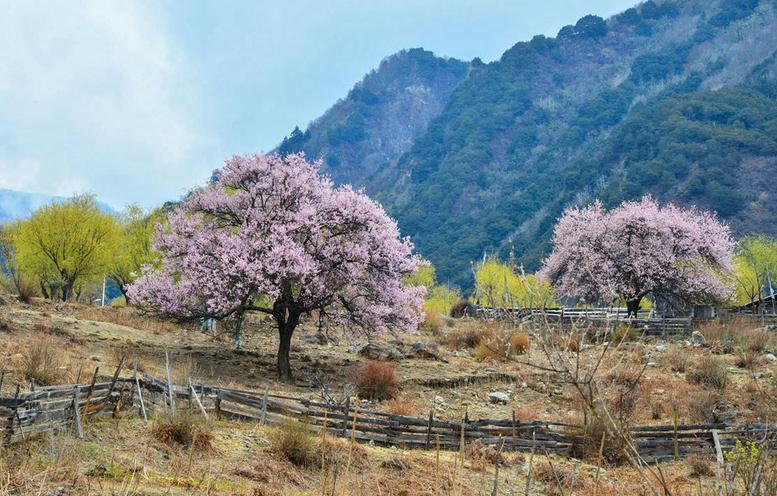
[[81, 366, 100, 418], [135, 373, 148, 422], [425, 409, 434, 449], [712, 429, 725, 496], [190, 381, 209, 420], [72, 386, 83, 439], [341, 396, 350, 438], [260, 386, 269, 425], [214, 397, 222, 420], [165, 351, 175, 415], [107, 353, 126, 397], [511, 410, 517, 451]]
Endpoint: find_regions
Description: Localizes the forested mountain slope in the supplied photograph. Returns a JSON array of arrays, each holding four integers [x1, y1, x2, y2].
[[281, 0, 777, 288]]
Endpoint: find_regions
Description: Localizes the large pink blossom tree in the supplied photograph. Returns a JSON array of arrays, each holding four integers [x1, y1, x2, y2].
[[540, 197, 734, 316], [127, 153, 424, 380]]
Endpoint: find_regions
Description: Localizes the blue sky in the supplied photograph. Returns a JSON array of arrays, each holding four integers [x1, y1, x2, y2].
[[0, 0, 636, 209]]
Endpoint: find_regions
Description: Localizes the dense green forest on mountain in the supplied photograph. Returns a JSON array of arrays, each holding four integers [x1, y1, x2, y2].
[[280, 0, 777, 288]]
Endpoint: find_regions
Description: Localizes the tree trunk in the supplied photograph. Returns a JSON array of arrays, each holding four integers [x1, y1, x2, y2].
[[39, 281, 50, 300], [275, 309, 300, 383], [626, 295, 643, 318]]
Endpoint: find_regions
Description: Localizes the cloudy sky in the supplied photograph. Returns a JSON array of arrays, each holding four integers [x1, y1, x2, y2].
[[0, 0, 636, 210]]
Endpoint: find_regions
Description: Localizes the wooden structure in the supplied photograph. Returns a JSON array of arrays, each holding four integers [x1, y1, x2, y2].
[[3, 373, 775, 464]]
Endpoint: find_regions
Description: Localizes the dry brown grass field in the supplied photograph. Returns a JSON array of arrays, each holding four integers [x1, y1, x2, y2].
[[2, 290, 777, 495]]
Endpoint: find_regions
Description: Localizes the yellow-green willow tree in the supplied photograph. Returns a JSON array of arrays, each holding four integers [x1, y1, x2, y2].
[[14, 195, 119, 301]]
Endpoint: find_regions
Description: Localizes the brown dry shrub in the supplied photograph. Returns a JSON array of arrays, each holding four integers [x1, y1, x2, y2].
[[18, 336, 66, 386], [576, 417, 628, 466], [650, 401, 666, 420], [465, 439, 505, 470], [420, 312, 442, 335], [687, 454, 714, 477], [612, 325, 636, 344], [687, 355, 728, 390], [15, 277, 38, 304], [449, 300, 473, 318], [513, 405, 544, 422], [533, 460, 589, 496], [687, 390, 721, 423], [438, 321, 506, 351], [666, 348, 690, 373], [547, 331, 581, 352], [510, 332, 530, 354], [151, 413, 212, 451], [735, 349, 762, 370], [356, 360, 398, 400], [744, 328, 771, 352], [385, 395, 416, 416], [270, 419, 317, 468], [474, 341, 506, 362]]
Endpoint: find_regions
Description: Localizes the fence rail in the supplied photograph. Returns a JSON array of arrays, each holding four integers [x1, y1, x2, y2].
[[3, 374, 775, 464], [472, 307, 693, 338]]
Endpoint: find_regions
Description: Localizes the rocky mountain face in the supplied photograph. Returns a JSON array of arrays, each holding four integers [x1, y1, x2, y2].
[[280, 0, 777, 288], [277, 48, 469, 193]]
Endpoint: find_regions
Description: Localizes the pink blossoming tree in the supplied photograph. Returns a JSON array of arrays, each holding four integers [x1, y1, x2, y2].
[[127, 153, 424, 380], [540, 197, 734, 316]]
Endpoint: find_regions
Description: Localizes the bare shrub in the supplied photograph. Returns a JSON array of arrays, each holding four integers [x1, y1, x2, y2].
[[15, 277, 38, 304], [666, 348, 690, 373], [385, 395, 416, 416], [270, 419, 317, 467], [744, 328, 771, 352], [735, 349, 762, 370], [687, 355, 728, 390], [533, 460, 589, 496], [355, 360, 398, 400], [449, 300, 473, 318], [611, 325, 635, 344], [576, 416, 628, 466], [19, 337, 66, 386], [475, 336, 510, 362], [698, 321, 738, 350], [687, 390, 721, 423], [438, 321, 498, 350], [687, 454, 713, 477], [151, 413, 212, 450], [465, 439, 504, 470], [650, 401, 666, 420], [420, 312, 442, 335]]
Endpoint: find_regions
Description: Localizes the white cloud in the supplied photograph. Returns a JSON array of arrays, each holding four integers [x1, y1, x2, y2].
[[0, 0, 211, 208]]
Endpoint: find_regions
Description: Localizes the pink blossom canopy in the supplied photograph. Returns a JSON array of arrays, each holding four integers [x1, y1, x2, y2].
[[540, 196, 735, 305], [127, 153, 424, 335]]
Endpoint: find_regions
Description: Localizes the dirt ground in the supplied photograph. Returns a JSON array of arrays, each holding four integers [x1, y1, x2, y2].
[[1, 293, 776, 494]]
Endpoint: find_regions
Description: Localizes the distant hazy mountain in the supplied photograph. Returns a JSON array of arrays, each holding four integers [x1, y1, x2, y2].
[[279, 0, 777, 288], [0, 188, 115, 224]]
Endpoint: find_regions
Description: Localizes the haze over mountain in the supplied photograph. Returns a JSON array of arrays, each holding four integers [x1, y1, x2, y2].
[[279, 0, 777, 288], [0, 189, 115, 224]]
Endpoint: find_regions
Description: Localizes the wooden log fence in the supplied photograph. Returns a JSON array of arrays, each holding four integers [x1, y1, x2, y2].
[[3, 374, 775, 464]]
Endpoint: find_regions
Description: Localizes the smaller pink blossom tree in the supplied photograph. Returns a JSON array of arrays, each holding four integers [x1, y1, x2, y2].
[[540, 197, 734, 316], [127, 153, 424, 380]]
